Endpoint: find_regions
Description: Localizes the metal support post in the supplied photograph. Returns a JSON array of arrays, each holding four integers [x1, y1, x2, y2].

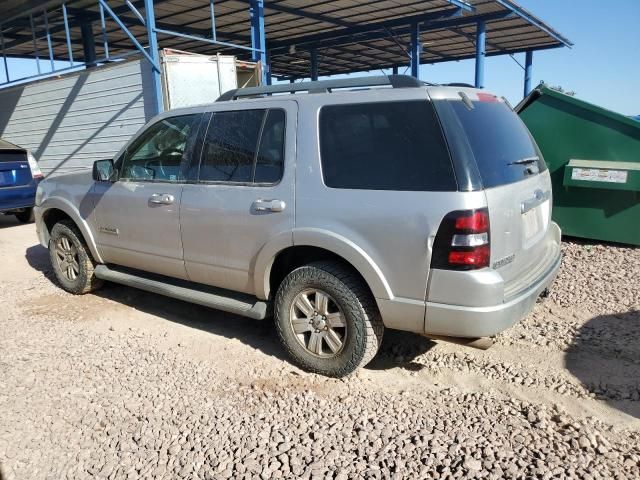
[[250, 0, 267, 85], [409, 22, 420, 78], [474, 20, 485, 88], [80, 21, 96, 67], [523, 50, 533, 97], [392, 65, 398, 75], [143, 0, 163, 114]]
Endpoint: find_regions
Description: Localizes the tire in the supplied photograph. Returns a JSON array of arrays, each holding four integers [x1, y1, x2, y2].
[[274, 261, 384, 377], [49, 220, 103, 295], [14, 208, 35, 223]]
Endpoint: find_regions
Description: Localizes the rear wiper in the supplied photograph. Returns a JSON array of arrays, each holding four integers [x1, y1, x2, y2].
[[508, 156, 539, 166]]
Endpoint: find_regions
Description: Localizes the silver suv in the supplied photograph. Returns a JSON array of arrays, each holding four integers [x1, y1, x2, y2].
[[35, 75, 561, 377]]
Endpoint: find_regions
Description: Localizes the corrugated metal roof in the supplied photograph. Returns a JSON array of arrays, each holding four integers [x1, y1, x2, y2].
[[0, 0, 571, 79]]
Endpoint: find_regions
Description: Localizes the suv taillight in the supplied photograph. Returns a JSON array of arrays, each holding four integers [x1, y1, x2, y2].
[[27, 151, 43, 179], [431, 209, 490, 270]]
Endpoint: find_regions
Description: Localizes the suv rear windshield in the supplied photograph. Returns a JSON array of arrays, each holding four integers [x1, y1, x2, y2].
[[446, 99, 546, 188], [319, 101, 456, 191]]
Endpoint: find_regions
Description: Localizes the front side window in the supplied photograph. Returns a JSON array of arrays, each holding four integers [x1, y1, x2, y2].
[[199, 109, 285, 184], [319, 101, 456, 191], [120, 114, 199, 182]]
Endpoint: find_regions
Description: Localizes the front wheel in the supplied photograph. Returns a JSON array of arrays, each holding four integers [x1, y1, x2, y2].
[[15, 208, 34, 223], [49, 220, 103, 294], [274, 261, 384, 377]]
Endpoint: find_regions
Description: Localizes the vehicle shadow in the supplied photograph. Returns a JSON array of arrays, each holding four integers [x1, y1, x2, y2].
[[0, 214, 22, 229], [565, 310, 640, 419], [96, 282, 292, 362], [25, 244, 52, 275], [24, 242, 435, 371], [367, 329, 436, 372]]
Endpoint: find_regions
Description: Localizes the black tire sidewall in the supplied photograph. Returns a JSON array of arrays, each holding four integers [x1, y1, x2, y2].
[[275, 266, 368, 376], [49, 222, 92, 294]]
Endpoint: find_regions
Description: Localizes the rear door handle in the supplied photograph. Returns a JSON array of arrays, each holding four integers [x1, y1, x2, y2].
[[253, 199, 286, 212], [149, 193, 175, 205]]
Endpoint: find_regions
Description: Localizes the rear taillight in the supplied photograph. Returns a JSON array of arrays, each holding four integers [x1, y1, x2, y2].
[[27, 151, 43, 179], [431, 209, 490, 270]]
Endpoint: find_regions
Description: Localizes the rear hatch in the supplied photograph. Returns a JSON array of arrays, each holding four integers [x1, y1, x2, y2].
[[435, 92, 557, 298], [0, 150, 32, 188]]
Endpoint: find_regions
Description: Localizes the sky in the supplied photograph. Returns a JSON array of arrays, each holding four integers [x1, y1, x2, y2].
[[2, 0, 639, 115]]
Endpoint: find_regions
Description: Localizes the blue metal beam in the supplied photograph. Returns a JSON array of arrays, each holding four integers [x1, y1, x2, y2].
[[0, 30, 9, 82], [409, 22, 420, 78], [29, 14, 41, 74], [474, 21, 486, 88], [97, 0, 159, 71], [99, 3, 109, 60], [43, 9, 55, 72], [250, 0, 267, 85], [62, 3, 74, 66], [153, 28, 257, 53], [142, 0, 163, 114], [524, 50, 533, 97], [268, 9, 509, 54]]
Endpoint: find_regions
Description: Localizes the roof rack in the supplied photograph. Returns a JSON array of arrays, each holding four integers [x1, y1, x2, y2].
[[444, 82, 476, 88], [217, 75, 428, 102]]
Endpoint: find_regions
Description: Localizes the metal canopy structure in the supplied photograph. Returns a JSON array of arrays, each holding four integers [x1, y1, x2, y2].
[[0, 0, 572, 113]]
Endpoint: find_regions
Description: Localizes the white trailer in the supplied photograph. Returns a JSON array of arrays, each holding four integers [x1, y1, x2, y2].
[[0, 50, 260, 176]]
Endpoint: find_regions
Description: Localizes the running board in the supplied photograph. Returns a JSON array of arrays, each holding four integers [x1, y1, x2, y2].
[[94, 265, 268, 320]]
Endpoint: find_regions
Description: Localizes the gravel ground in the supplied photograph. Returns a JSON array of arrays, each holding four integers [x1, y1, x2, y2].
[[1, 217, 639, 479]]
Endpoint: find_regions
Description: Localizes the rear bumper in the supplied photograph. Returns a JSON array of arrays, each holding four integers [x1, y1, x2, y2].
[[0, 181, 39, 212], [378, 222, 562, 337], [425, 240, 562, 338]]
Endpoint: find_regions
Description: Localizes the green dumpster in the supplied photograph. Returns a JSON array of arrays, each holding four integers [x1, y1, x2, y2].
[[516, 84, 640, 246]]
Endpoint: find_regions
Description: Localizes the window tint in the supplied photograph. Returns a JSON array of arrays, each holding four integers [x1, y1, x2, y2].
[[120, 115, 198, 182], [319, 101, 456, 191], [254, 109, 285, 183], [199, 110, 264, 183], [447, 100, 546, 188]]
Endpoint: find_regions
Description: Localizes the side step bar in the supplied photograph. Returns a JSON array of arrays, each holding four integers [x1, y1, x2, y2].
[[94, 265, 268, 320]]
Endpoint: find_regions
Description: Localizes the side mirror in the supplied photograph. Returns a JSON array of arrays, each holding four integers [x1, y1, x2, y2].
[[92, 159, 117, 182]]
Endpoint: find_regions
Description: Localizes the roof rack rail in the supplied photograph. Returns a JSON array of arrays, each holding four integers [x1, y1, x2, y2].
[[217, 75, 427, 102], [444, 82, 476, 88]]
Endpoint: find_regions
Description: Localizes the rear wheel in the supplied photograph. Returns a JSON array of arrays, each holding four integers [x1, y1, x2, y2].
[[274, 261, 384, 377], [49, 220, 103, 294], [14, 208, 34, 223]]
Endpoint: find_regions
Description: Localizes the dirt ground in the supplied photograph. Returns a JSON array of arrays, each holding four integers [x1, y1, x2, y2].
[[0, 214, 638, 479]]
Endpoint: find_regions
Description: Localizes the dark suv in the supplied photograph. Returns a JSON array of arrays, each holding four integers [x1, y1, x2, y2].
[[0, 139, 43, 223]]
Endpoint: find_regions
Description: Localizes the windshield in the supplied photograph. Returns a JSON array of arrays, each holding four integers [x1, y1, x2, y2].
[[447, 99, 546, 188]]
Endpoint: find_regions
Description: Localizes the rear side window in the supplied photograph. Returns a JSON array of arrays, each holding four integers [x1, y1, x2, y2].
[[447, 99, 546, 188], [199, 109, 285, 184], [319, 101, 456, 191], [200, 110, 264, 183]]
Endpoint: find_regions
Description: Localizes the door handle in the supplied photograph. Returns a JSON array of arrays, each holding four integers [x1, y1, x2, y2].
[[149, 193, 175, 205], [253, 199, 286, 212]]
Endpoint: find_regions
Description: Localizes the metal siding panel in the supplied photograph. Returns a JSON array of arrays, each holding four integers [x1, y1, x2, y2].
[[0, 59, 155, 176]]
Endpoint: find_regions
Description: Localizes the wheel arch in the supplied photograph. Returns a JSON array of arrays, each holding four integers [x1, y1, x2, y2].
[[40, 198, 104, 264], [254, 228, 393, 302]]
